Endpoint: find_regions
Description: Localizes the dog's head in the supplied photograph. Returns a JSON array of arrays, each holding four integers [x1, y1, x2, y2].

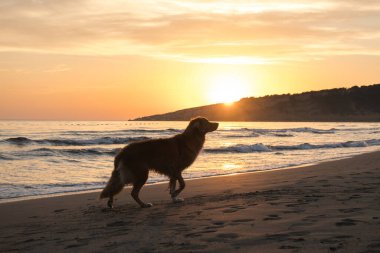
[[186, 117, 219, 135]]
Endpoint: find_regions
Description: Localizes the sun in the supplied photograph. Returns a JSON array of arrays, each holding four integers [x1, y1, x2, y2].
[[207, 73, 251, 105]]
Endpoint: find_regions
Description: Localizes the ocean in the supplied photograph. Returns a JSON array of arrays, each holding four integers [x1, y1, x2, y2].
[[1, 120, 379, 202]]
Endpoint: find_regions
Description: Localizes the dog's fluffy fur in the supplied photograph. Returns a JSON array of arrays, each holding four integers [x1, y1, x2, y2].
[[100, 117, 219, 208]]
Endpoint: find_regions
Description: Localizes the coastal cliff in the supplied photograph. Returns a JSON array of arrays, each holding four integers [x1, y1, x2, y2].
[[134, 84, 380, 122]]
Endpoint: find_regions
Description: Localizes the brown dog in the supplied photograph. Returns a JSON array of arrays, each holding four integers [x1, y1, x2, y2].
[[100, 117, 219, 208]]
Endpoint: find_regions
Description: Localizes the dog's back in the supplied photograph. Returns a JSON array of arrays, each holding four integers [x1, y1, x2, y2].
[[120, 137, 180, 171]]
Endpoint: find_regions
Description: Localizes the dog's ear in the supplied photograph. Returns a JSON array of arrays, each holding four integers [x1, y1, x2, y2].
[[191, 120, 201, 129], [187, 117, 209, 135], [189, 118, 204, 132]]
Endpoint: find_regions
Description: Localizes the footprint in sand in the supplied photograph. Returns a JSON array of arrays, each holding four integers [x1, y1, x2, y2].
[[279, 245, 299, 250], [338, 208, 362, 213], [201, 233, 240, 243], [65, 243, 86, 249], [367, 242, 380, 251], [222, 208, 238, 213], [22, 238, 35, 243], [200, 228, 218, 234], [212, 221, 225, 226], [263, 214, 281, 221], [266, 233, 288, 241], [290, 231, 310, 237], [232, 218, 254, 223], [304, 176, 318, 179], [283, 208, 305, 214], [335, 218, 357, 226], [185, 232, 202, 238], [179, 243, 208, 250], [265, 196, 280, 202], [216, 233, 239, 239], [266, 231, 309, 244], [348, 194, 361, 200], [222, 205, 246, 213], [320, 237, 349, 251], [103, 241, 119, 249], [106, 220, 129, 227], [180, 214, 197, 219], [172, 225, 189, 232]]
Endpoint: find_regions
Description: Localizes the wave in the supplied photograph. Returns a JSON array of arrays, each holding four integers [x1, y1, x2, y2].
[[27, 147, 121, 157], [126, 128, 181, 133], [222, 126, 380, 135], [3, 181, 105, 190], [6, 138, 378, 159], [273, 133, 294, 137], [62, 128, 181, 135], [3, 136, 149, 146], [220, 127, 335, 137], [0, 181, 106, 199], [0, 154, 15, 160], [251, 127, 335, 135], [0, 177, 167, 199], [204, 139, 380, 154], [0, 147, 119, 161], [223, 127, 333, 138]]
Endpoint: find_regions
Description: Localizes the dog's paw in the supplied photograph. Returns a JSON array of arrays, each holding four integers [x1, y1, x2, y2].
[[172, 197, 184, 203], [141, 203, 153, 208]]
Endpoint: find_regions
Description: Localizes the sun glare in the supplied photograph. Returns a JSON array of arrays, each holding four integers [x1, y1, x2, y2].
[[208, 73, 251, 105]]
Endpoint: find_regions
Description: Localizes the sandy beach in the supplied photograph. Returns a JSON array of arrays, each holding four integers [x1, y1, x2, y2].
[[1, 151, 380, 252]]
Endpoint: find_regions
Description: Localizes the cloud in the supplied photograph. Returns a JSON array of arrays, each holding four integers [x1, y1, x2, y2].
[[1, 0, 380, 64]]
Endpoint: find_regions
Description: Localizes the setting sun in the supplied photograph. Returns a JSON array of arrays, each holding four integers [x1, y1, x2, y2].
[[208, 73, 251, 105]]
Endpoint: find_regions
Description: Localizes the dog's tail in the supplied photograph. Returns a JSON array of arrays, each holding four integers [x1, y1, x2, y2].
[[100, 156, 124, 199]]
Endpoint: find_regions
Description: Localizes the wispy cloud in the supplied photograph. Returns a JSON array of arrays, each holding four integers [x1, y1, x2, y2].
[[1, 0, 380, 64]]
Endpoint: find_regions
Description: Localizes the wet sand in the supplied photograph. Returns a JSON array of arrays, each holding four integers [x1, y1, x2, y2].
[[1, 151, 380, 252]]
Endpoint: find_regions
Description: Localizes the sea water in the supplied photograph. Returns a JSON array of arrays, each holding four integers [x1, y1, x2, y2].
[[1, 121, 379, 201]]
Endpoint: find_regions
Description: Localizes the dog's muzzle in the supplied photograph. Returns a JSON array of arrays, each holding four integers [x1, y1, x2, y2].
[[209, 122, 219, 132]]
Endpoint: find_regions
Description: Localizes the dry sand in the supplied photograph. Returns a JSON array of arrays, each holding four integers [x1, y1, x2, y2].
[[1, 151, 380, 252]]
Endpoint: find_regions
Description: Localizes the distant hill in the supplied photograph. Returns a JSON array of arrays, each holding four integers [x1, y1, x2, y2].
[[134, 84, 380, 122]]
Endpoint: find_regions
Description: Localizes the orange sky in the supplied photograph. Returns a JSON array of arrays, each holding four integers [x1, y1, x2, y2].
[[1, 0, 379, 120]]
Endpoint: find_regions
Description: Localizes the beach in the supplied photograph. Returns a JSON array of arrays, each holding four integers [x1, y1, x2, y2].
[[1, 151, 380, 252]]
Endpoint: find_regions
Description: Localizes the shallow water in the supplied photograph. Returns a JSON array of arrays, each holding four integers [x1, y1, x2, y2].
[[0, 120, 379, 200]]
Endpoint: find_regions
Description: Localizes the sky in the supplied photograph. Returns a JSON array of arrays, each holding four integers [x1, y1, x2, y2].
[[1, 0, 380, 120]]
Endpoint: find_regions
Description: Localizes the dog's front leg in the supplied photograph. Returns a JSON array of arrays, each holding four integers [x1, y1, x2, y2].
[[169, 177, 176, 195], [171, 174, 185, 203]]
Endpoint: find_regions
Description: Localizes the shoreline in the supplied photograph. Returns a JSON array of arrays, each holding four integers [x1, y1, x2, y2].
[[0, 150, 366, 204], [1, 150, 380, 252]]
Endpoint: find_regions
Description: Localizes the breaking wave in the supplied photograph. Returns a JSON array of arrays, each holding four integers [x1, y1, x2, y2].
[[62, 128, 181, 135], [3, 136, 149, 146], [33, 147, 120, 157], [204, 139, 380, 153], [221, 126, 380, 136]]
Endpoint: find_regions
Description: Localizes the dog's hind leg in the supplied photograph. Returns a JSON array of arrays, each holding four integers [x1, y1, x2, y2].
[[131, 168, 152, 208]]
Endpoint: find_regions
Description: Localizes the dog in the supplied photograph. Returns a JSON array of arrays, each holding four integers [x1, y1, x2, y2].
[[100, 117, 219, 208]]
